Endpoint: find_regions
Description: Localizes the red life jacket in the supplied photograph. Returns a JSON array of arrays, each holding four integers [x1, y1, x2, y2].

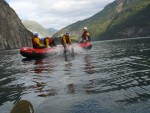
[[49, 37, 53, 44], [32, 37, 38, 46], [82, 31, 90, 40]]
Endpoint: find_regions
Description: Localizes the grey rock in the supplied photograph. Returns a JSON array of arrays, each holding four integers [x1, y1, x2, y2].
[[0, 0, 32, 50]]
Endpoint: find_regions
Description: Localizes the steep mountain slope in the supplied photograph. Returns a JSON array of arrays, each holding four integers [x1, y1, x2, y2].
[[100, 0, 150, 40], [53, 0, 150, 41], [0, 0, 32, 50], [23, 20, 52, 38]]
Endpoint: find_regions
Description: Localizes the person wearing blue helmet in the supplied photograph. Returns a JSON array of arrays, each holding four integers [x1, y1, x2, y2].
[[33, 32, 38, 37], [61, 32, 72, 46], [32, 32, 45, 48], [61, 32, 72, 54]]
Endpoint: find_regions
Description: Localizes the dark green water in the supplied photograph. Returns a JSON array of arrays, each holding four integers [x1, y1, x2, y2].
[[0, 37, 150, 113]]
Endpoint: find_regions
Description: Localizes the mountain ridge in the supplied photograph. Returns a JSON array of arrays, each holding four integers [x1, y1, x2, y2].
[[47, 28, 58, 35], [53, 0, 150, 41], [22, 20, 53, 38]]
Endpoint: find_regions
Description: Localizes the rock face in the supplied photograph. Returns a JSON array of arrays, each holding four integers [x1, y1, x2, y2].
[[0, 0, 32, 50]]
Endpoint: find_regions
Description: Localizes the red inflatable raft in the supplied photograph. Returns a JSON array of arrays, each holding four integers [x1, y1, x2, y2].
[[20, 42, 92, 58]]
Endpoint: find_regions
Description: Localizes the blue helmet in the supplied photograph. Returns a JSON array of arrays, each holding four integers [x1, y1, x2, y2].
[[33, 32, 38, 37], [66, 32, 69, 35], [40, 37, 44, 41]]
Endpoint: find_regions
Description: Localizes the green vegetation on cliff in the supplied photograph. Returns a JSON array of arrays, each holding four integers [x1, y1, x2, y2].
[[53, 0, 150, 41]]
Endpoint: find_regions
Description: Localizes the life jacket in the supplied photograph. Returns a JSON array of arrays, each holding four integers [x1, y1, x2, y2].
[[82, 31, 90, 41], [32, 37, 38, 47], [44, 37, 55, 48], [49, 37, 53, 44], [32, 36, 44, 48], [44, 37, 53, 44], [62, 35, 71, 44]]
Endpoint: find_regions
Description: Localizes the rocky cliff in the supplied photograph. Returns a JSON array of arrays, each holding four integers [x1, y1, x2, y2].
[[0, 0, 32, 50]]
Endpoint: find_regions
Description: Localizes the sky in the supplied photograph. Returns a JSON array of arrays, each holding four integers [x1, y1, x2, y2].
[[5, 0, 114, 30]]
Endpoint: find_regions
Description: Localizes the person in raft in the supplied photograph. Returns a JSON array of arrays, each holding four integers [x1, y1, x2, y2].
[[44, 37, 56, 48], [61, 32, 72, 53], [32, 32, 45, 48], [80, 27, 91, 43]]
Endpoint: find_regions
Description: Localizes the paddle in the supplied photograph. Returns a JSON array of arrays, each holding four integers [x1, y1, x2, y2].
[[10, 100, 34, 113], [63, 45, 67, 54], [63, 44, 74, 57], [71, 45, 74, 57]]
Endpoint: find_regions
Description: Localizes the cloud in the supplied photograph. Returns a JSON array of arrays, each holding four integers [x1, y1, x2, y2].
[[6, 0, 114, 29]]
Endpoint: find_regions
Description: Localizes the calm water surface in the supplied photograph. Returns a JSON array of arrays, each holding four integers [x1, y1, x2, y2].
[[0, 37, 150, 113]]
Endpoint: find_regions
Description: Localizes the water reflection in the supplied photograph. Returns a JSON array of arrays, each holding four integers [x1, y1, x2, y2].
[[22, 59, 55, 97], [22, 58, 57, 97], [83, 55, 95, 74], [22, 58, 56, 74], [33, 60, 45, 74], [34, 58, 55, 74], [64, 56, 73, 75], [27, 81, 56, 97], [37, 88, 56, 97], [116, 92, 150, 105], [82, 39, 150, 104], [1, 38, 150, 113], [67, 84, 75, 94], [0, 84, 24, 106]]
